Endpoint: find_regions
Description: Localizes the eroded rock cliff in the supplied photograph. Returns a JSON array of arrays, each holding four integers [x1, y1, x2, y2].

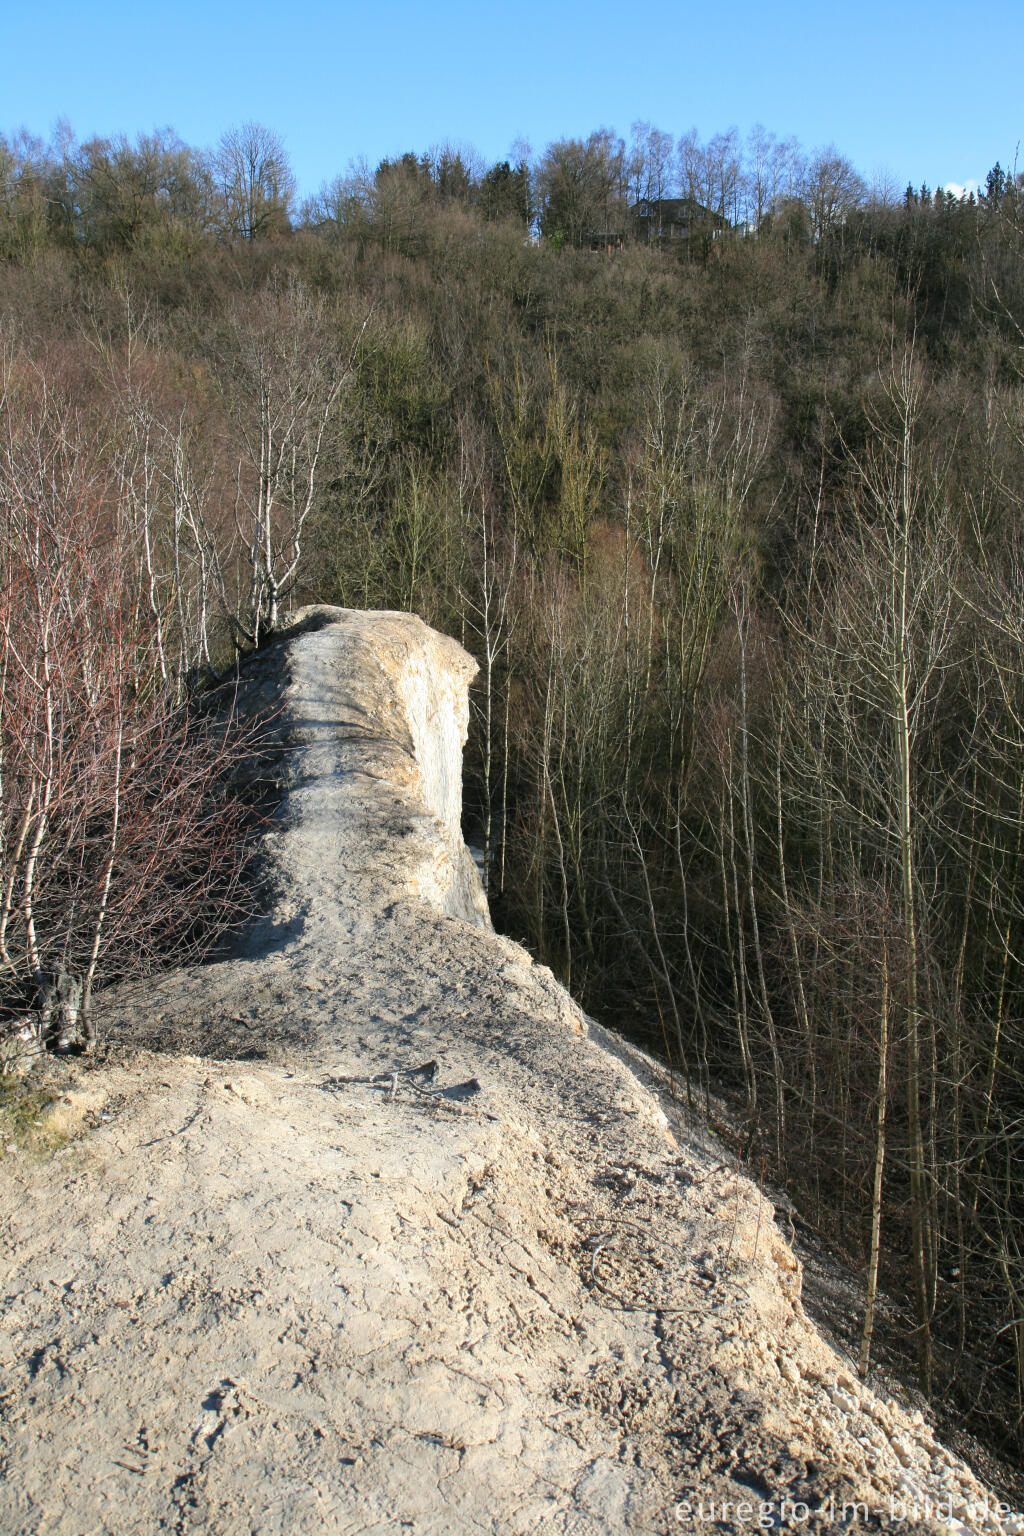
[[0, 608, 1019, 1535]]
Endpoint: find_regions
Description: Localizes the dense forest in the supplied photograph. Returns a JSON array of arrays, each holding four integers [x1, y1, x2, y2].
[[2, 118, 1024, 1456]]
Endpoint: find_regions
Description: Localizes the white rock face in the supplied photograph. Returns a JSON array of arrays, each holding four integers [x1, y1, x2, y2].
[[247, 606, 491, 939], [0, 608, 1018, 1536], [395, 637, 473, 849]]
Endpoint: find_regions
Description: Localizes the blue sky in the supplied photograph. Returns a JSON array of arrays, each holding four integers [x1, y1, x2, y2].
[[2, 0, 1020, 199]]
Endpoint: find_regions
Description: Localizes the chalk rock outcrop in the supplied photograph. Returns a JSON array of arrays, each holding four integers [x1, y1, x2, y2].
[[244, 606, 492, 943], [0, 608, 1019, 1536]]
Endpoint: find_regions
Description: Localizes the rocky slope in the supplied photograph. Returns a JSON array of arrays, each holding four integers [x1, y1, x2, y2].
[[0, 607, 1020, 1535]]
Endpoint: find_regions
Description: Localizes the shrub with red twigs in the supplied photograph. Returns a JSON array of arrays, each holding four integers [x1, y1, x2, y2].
[[0, 366, 263, 1051]]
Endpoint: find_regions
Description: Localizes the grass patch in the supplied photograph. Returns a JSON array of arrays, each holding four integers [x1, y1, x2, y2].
[[0, 1074, 68, 1159]]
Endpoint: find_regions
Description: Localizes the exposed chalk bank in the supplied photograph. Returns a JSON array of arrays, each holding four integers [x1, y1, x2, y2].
[[0, 608, 1019, 1536], [244, 606, 493, 941]]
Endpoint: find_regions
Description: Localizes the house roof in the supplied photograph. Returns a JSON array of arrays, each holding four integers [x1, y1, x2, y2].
[[631, 196, 728, 227]]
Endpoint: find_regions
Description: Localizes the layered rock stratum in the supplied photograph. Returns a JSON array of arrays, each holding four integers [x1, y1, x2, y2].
[[1, 607, 1020, 1535]]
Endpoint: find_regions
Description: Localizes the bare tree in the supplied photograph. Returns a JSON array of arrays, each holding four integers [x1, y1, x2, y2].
[[677, 127, 742, 225], [0, 357, 259, 1048], [216, 122, 295, 242], [456, 417, 519, 890], [536, 131, 627, 246], [803, 146, 865, 241], [206, 284, 364, 645], [628, 121, 676, 232], [743, 124, 803, 232]]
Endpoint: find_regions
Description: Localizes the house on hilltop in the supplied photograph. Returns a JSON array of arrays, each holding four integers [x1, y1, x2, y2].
[[631, 197, 729, 244]]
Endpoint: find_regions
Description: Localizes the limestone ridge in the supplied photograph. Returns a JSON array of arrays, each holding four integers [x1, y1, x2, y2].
[[89, 600, 590, 1057], [245, 605, 491, 952], [2, 607, 1021, 1535]]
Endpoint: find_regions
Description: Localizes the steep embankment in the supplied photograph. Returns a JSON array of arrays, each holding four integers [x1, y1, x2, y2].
[[0, 608, 1019, 1535]]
